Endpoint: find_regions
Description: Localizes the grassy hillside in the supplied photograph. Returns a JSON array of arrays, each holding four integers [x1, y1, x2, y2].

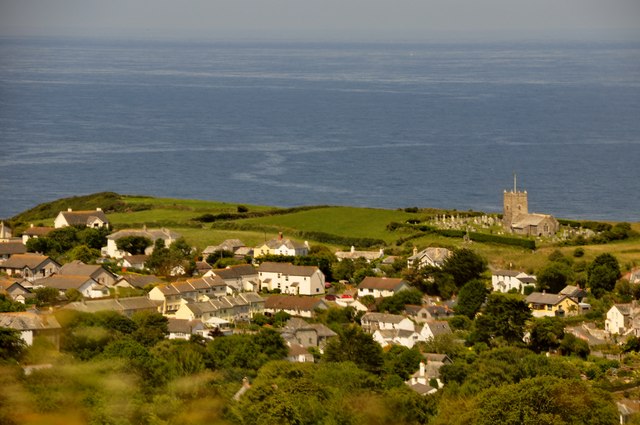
[[7, 192, 640, 273]]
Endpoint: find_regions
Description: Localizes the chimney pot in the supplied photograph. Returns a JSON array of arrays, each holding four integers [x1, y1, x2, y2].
[[67, 208, 72, 212]]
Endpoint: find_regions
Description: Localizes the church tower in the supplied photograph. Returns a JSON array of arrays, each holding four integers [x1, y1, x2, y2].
[[503, 174, 528, 230]]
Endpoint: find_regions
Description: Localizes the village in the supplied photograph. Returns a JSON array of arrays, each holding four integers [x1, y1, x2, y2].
[[1, 189, 639, 424]]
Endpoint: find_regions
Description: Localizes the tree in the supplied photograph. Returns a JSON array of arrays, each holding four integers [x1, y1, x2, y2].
[[587, 253, 621, 298], [116, 236, 152, 255], [67, 244, 101, 263], [558, 333, 590, 359], [474, 376, 618, 425], [378, 289, 423, 314], [131, 311, 168, 347], [33, 287, 60, 307], [528, 317, 565, 353], [454, 279, 488, 319], [442, 248, 487, 288], [0, 327, 26, 361], [0, 294, 26, 312], [536, 262, 572, 293], [472, 293, 531, 345], [323, 324, 384, 375], [65, 288, 83, 302]]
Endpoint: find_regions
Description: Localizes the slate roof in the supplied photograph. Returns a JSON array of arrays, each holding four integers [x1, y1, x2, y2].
[[264, 295, 327, 311], [0, 311, 61, 330], [526, 292, 571, 306], [362, 312, 408, 324], [63, 297, 159, 314], [117, 274, 162, 288], [212, 264, 258, 279], [407, 247, 451, 266], [512, 213, 555, 228], [59, 210, 109, 226], [107, 228, 181, 242], [358, 277, 407, 291], [262, 238, 307, 250], [203, 239, 245, 254], [22, 226, 55, 237], [0, 242, 28, 256], [423, 320, 451, 337], [122, 255, 149, 265], [34, 275, 98, 291], [258, 262, 318, 277], [0, 253, 56, 270], [59, 261, 111, 279]]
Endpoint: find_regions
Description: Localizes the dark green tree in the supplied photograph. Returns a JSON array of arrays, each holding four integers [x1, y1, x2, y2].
[[33, 287, 60, 307], [378, 289, 423, 314], [454, 279, 488, 319], [323, 324, 384, 375], [0, 327, 26, 361], [0, 294, 26, 312], [536, 262, 573, 293], [116, 236, 152, 255], [587, 253, 621, 298], [131, 311, 168, 347], [528, 317, 565, 353], [442, 248, 487, 288], [472, 293, 531, 345], [558, 333, 590, 359]]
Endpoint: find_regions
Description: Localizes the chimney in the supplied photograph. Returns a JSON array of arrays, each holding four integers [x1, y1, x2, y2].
[[278, 232, 283, 241], [351, 246, 355, 253], [67, 208, 72, 212], [413, 247, 418, 256], [30, 223, 34, 228], [419, 361, 425, 377], [96, 207, 102, 211]]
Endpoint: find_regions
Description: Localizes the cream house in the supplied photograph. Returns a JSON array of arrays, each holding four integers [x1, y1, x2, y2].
[[103, 227, 182, 259], [605, 302, 640, 336], [491, 270, 537, 293], [407, 247, 451, 269], [360, 312, 415, 333], [357, 277, 411, 298], [254, 234, 309, 257], [526, 292, 580, 318], [258, 262, 325, 295], [0, 253, 60, 282], [54, 208, 109, 229]]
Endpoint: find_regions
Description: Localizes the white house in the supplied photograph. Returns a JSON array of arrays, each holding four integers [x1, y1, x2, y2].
[[419, 320, 452, 341], [33, 275, 109, 299], [0, 254, 61, 282], [206, 264, 259, 292], [335, 246, 384, 263], [373, 328, 422, 348], [258, 262, 325, 295], [605, 302, 640, 336], [407, 247, 452, 269], [357, 277, 411, 299], [103, 227, 182, 259], [360, 312, 415, 333], [54, 208, 109, 229], [21, 225, 54, 244], [254, 234, 309, 258], [0, 312, 61, 348], [491, 270, 537, 293], [58, 260, 118, 287]]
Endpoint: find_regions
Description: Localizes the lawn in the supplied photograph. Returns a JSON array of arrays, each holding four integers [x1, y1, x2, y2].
[[233, 207, 416, 243]]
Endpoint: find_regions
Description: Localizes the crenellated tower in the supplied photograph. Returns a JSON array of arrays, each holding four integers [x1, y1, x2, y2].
[[503, 174, 528, 230]]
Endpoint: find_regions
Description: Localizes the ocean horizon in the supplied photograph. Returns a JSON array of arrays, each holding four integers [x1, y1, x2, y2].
[[1, 35, 639, 221]]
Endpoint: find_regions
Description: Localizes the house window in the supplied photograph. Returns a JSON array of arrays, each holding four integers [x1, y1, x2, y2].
[[547, 305, 553, 310], [316, 288, 319, 292]]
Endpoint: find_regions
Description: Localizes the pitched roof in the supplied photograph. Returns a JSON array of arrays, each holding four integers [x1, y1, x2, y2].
[[0, 312, 61, 331], [117, 274, 162, 288], [59, 261, 112, 279], [107, 228, 181, 242], [59, 209, 109, 226], [423, 321, 451, 336], [63, 297, 159, 314], [262, 238, 307, 250], [212, 264, 258, 279], [258, 262, 318, 277], [121, 255, 149, 265], [238, 292, 265, 304], [512, 213, 556, 228], [22, 226, 55, 237], [0, 253, 57, 270], [264, 295, 326, 311], [526, 292, 575, 306], [0, 242, 28, 256], [167, 318, 203, 334], [408, 247, 451, 265], [203, 239, 245, 254], [362, 312, 408, 324], [358, 277, 407, 291], [34, 275, 98, 291]]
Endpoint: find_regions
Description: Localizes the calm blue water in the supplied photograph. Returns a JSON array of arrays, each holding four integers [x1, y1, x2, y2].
[[1, 36, 639, 221]]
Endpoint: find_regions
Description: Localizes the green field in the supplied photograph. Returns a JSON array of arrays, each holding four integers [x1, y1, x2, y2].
[[9, 192, 640, 272]]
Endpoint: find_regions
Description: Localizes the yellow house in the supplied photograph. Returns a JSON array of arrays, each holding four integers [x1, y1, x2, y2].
[[526, 292, 580, 318]]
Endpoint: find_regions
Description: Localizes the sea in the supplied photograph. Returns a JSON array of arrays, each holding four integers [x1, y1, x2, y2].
[[1, 35, 639, 222]]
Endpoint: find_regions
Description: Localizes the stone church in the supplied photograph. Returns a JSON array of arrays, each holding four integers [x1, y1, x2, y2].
[[503, 178, 559, 237]]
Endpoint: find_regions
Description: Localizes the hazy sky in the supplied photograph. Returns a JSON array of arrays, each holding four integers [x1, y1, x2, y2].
[[1, 0, 639, 40]]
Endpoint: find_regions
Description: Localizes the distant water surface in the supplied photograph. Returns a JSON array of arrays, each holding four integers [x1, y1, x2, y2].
[[0, 36, 639, 221]]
